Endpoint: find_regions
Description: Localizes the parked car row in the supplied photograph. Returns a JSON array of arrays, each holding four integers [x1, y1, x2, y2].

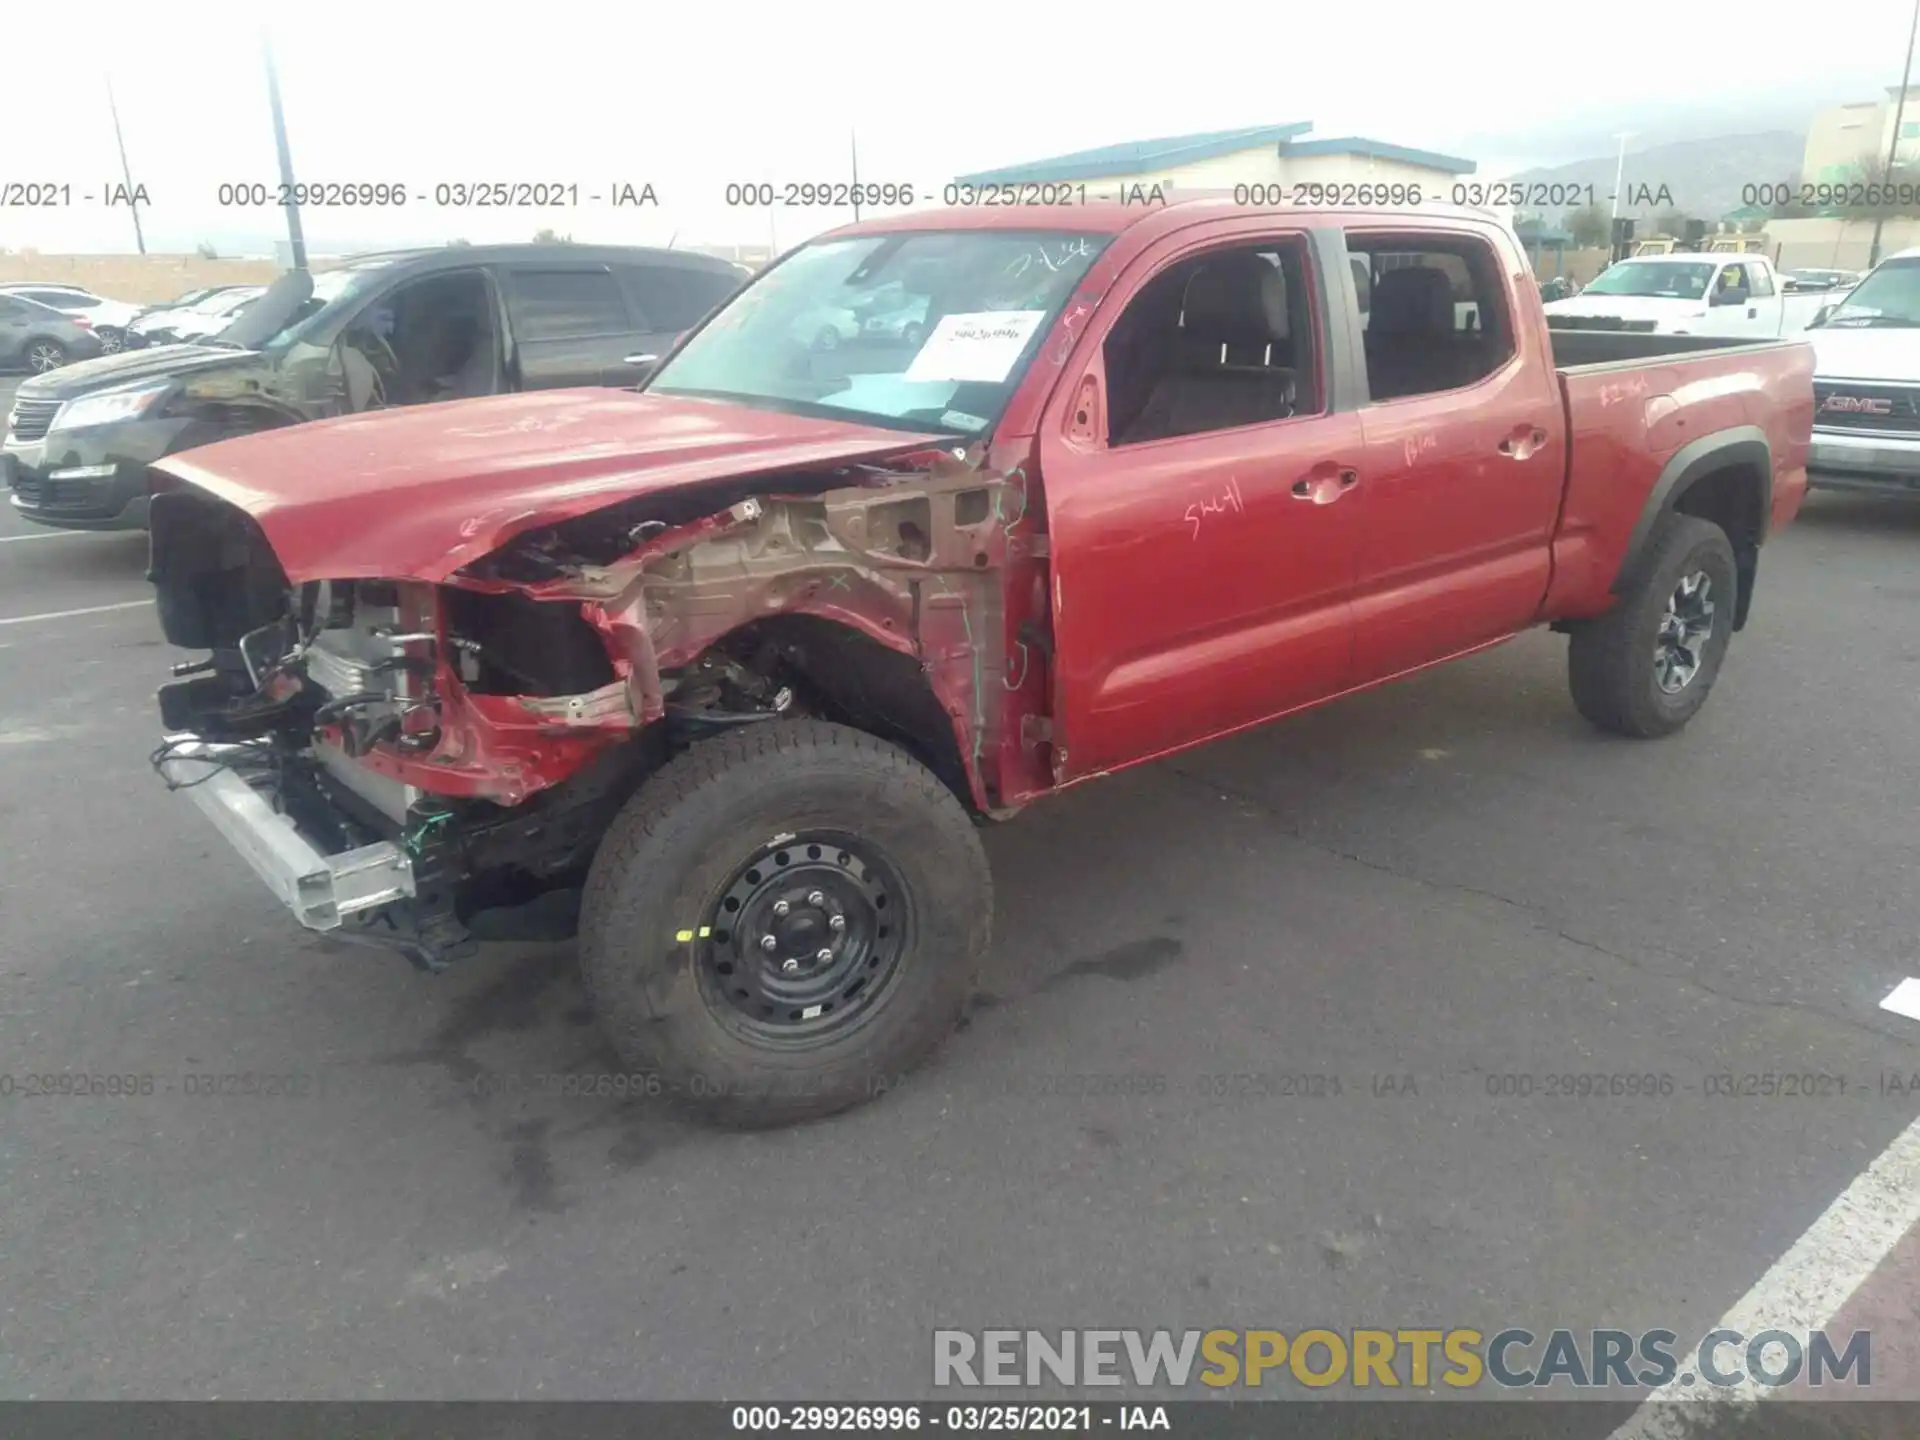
[[0, 292, 110, 373], [124, 286, 267, 348], [0, 282, 143, 358], [4, 243, 749, 530]]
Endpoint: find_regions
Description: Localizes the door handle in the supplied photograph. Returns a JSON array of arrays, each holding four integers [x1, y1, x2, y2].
[[1498, 426, 1549, 460], [1292, 467, 1358, 503]]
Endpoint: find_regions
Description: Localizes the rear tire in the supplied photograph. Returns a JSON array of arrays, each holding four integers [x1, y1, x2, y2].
[[578, 720, 990, 1128], [25, 338, 67, 373], [1568, 513, 1736, 738]]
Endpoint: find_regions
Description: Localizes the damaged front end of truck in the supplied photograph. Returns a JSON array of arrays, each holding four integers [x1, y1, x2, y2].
[[148, 446, 1018, 971]]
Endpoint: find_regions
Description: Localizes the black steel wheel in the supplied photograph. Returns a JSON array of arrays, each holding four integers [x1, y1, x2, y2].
[[697, 830, 912, 1046], [579, 720, 991, 1128]]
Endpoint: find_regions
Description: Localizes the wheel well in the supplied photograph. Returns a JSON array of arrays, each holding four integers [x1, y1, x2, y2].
[[1671, 462, 1764, 629], [714, 614, 978, 813]]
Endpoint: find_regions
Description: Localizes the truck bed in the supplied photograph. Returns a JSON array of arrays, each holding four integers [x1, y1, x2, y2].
[[1547, 327, 1798, 370], [1535, 329, 1816, 626]]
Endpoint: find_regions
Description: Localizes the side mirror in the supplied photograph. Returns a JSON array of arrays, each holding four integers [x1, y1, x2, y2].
[[623, 352, 660, 382], [1710, 290, 1749, 307], [1812, 304, 1837, 327]]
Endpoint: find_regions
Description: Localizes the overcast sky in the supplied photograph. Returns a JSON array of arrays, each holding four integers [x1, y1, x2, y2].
[[1, 0, 1911, 255]]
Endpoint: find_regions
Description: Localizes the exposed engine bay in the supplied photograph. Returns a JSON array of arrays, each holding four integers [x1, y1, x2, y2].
[[146, 449, 1022, 968]]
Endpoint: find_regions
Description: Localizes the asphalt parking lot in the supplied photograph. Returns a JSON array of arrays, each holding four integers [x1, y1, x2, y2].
[[3, 367, 1919, 1428]]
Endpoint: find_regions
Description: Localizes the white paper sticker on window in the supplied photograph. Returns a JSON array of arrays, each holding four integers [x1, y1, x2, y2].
[[903, 311, 1046, 384]]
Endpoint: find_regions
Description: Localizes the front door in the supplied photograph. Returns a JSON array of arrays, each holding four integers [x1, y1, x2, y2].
[[1040, 226, 1364, 781]]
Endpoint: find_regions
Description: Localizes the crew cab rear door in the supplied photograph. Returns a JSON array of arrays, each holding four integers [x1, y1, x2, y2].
[[1340, 224, 1566, 682], [1038, 221, 1366, 781]]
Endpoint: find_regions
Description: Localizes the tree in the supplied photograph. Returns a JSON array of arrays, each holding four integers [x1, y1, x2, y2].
[[195, 240, 219, 259], [1650, 208, 1690, 238], [447, 237, 472, 247], [531, 227, 574, 244], [1566, 202, 1609, 249]]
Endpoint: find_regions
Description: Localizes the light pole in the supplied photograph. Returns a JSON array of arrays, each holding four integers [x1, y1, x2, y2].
[[104, 76, 145, 254], [1610, 131, 1635, 222], [262, 32, 307, 270], [1869, 0, 1920, 269], [850, 130, 862, 222]]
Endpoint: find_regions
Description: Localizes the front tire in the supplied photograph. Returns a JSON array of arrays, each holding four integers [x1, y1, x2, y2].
[[1568, 513, 1736, 738], [578, 720, 991, 1128]]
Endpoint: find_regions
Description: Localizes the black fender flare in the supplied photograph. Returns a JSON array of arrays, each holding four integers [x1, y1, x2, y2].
[[1610, 425, 1771, 629]]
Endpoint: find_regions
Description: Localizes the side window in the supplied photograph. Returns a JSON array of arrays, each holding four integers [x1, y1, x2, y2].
[[1748, 263, 1775, 298], [1102, 238, 1318, 447], [621, 265, 741, 332], [1718, 264, 1749, 296], [1347, 232, 1515, 402], [502, 268, 631, 340], [19, 289, 78, 308]]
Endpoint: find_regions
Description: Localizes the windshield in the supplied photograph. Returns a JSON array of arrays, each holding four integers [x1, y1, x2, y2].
[[1819, 258, 1920, 328], [240, 268, 381, 350], [649, 230, 1109, 437], [1583, 261, 1717, 299]]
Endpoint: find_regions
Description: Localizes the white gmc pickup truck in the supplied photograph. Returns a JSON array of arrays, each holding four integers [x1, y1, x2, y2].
[[1802, 245, 1920, 497]]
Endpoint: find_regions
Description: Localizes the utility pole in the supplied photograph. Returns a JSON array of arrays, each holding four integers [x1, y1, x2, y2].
[[1869, 0, 1920, 269], [262, 32, 307, 270], [851, 130, 862, 222], [105, 77, 145, 254], [1609, 132, 1635, 222]]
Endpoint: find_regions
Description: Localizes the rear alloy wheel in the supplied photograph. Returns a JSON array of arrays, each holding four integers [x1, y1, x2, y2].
[[579, 720, 991, 1127], [1569, 513, 1737, 738], [25, 339, 67, 373], [98, 327, 125, 354]]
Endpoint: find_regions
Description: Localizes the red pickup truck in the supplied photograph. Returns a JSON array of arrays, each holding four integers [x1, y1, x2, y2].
[[147, 203, 1814, 1126]]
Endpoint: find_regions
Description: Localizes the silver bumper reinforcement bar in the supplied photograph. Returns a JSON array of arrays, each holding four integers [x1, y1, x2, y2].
[[155, 735, 415, 931]]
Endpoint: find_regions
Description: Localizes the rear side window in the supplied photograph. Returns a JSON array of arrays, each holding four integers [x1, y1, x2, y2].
[[1345, 231, 1516, 402], [1748, 264, 1775, 298], [620, 265, 742, 331], [18, 289, 84, 308], [501, 268, 631, 340]]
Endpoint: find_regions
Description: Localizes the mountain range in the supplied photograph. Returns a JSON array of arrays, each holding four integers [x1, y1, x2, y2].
[[1507, 131, 1812, 225]]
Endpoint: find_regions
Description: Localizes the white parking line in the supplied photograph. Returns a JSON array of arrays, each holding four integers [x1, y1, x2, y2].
[[0, 599, 150, 628], [1880, 978, 1920, 1023], [0, 531, 96, 544], [1609, 1111, 1920, 1436]]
